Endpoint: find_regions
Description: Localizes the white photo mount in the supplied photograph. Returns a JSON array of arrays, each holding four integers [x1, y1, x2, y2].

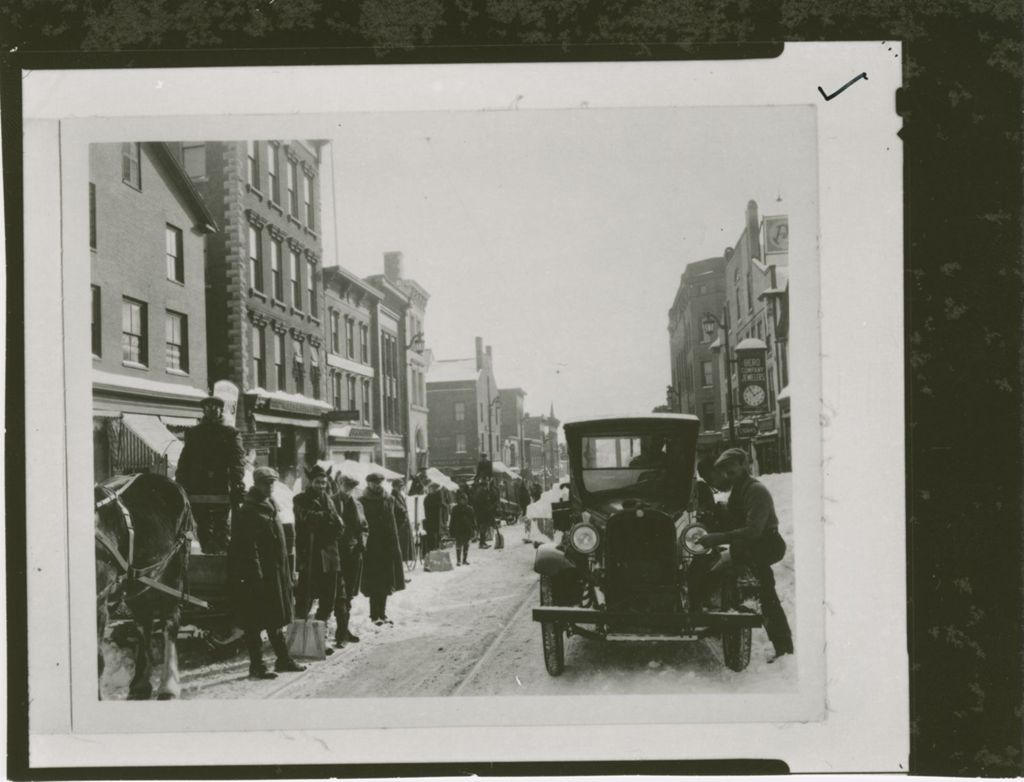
[[22, 42, 905, 772]]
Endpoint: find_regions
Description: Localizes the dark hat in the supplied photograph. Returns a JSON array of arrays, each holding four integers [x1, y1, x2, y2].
[[391, 477, 405, 487], [306, 463, 332, 481], [339, 474, 360, 488], [714, 448, 749, 468], [200, 395, 225, 409], [366, 472, 385, 484], [253, 466, 279, 483]]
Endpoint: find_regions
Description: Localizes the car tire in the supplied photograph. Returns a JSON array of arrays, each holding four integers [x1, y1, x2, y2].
[[720, 576, 751, 672], [539, 574, 565, 676]]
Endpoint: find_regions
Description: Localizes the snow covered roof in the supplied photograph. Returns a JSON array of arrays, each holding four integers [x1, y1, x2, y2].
[[777, 385, 790, 400], [709, 337, 722, 350], [93, 368, 208, 400], [249, 387, 333, 410], [735, 337, 767, 351], [427, 358, 479, 384]]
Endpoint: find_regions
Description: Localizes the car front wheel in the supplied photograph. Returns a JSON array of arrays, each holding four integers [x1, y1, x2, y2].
[[539, 574, 565, 676], [720, 575, 751, 671]]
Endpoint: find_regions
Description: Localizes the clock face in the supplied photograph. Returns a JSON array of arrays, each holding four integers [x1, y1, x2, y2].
[[742, 384, 766, 408]]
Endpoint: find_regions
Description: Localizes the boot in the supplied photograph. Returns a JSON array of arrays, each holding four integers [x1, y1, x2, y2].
[[245, 631, 277, 679], [335, 611, 359, 645], [275, 658, 307, 673], [268, 628, 306, 672]]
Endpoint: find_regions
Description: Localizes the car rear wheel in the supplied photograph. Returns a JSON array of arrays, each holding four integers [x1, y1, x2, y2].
[[720, 577, 751, 672], [539, 574, 565, 676]]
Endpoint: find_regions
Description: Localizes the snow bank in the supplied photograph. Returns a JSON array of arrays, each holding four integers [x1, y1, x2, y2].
[[525, 486, 563, 520]]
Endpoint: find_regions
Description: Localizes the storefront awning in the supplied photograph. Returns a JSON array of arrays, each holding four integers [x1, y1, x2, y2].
[[160, 415, 200, 427], [328, 424, 379, 440], [121, 414, 184, 468], [252, 412, 321, 429]]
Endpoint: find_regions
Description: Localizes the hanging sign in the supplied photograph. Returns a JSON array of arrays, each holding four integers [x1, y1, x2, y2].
[[736, 341, 769, 413]]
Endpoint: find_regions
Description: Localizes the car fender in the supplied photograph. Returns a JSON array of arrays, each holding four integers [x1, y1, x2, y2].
[[533, 543, 575, 576]]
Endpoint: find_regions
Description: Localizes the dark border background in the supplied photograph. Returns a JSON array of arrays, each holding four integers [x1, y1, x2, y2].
[[3, 2, 1022, 777]]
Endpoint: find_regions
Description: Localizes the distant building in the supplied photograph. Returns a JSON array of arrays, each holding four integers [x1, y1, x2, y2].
[[426, 337, 501, 480], [90, 142, 218, 481], [522, 403, 561, 488], [322, 264, 382, 463], [498, 387, 527, 470]]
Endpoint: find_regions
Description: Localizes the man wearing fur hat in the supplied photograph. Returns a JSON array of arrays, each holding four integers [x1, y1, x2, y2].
[[293, 464, 348, 638], [176, 394, 246, 554]]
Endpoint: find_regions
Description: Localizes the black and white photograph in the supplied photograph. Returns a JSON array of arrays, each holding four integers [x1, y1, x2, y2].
[[23, 47, 906, 771]]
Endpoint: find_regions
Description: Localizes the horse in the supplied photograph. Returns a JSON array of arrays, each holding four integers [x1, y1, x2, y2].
[[95, 472, 197, 700]]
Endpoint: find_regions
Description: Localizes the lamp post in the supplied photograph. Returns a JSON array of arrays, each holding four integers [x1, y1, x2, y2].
[[702, 306, 737, 445]]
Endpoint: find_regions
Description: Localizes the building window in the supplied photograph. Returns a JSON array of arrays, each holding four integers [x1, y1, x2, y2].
[[287, 160, 298, 217], [345, 317, 355, 359], [332, 372, 342, 409], [293, 340, 305, 394], [165, 224, 184, 282], [702, 402, 715, 429], [248, 226, 264, 292], [266, 143, 280, 202], [381, 332, 399, 433], [91, 285, 101, 357], [165, 311, 188, 372], [253, 325, 266, 387], [182, 143, 205, 179], [303, 173, 315, 230], [89, 183, 97, 249], [347, 375, 357, 410], [121, 298, 147, 365], [247, 140, 260, 188], [362, 378, 371, 423], [275, 332, 286, 390], [330, 310, 340, 354], [121, 143, 141, 189], [701, 360, 713, 387], [359, 323, 369, 363], [270, 239, 284, 300], [310, 350, 320, 399], [456, 434, 467, 454], [290, 248, 302, 308], [307, 260, 317, 317]]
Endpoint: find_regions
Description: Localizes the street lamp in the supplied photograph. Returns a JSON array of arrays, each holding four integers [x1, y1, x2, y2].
[[702, 306, 737, 445], [405, 331, 425, 353]]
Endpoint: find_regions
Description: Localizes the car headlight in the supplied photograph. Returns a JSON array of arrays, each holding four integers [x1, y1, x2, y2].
[[681, 523, 710, 554], [569, 523, 600, 554]]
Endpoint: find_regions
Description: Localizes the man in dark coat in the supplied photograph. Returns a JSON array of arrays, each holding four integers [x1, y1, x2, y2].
[[693, 448, 794, 663], [391, 478, 413, 564], [516, 480, 531, 518], [476, 453, 493, 482], [227, 467, 306, 679], [473, 479, 498, 549], [359, 473, 406, 626], [332, 474, 367, 646], [175, 395, 246, 554], [449, 492, 477, 566], [293, 464, 347, 638], [422, 482, 443, 554]]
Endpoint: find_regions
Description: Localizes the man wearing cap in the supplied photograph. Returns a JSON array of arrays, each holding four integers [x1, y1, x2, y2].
[[332, 474, 367, 645], [175, 394, 246, 554], [293, 464, 347, 638], [694, 448, 794, 663], [359, 473, 406, 625], [227, 466, 307, 679]]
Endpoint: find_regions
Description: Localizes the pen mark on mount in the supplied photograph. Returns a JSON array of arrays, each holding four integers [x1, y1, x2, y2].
[[818, 72, 868, 101]]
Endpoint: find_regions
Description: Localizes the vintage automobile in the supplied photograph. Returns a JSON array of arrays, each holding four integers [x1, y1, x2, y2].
[[531, 414, 762, 675]]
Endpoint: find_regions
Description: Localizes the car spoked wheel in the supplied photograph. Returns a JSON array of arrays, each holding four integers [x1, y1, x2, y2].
[[539, 574, 565, 676], [720, 575, 751, 672]]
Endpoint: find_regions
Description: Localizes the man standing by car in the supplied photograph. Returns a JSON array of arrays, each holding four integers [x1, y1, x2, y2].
[[175, 394, 246, 554], [333, 474, 366, 646], [696, 448, 794, 663], [227, 466, 306, 679]]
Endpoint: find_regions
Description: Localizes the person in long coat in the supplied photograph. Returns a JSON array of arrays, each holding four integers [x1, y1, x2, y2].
[[293, 464, 346, 632], [175, 395, 246, 554], [422, 483, 443, 554], [449, 492, 477, 566], [359, 473, 406, 625], [332, 474, 367, 645], [227, 466, 306, 679], [391, 478, 413, 563], [473, 479, 498, 549]]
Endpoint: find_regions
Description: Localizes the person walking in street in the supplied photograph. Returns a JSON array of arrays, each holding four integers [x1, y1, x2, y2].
[[359, 473, 406, 626], [332, 474, 367, 646], [227, 466, 306, 679], [692, 448, 794, 663], [449, 492, 477, 566], [175, 394, 246, 554], [422, 482, 443, 553], [293, 464, 347, 641]]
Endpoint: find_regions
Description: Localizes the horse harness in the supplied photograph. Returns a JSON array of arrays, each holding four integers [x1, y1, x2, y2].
[[95, 475, 209, 609]]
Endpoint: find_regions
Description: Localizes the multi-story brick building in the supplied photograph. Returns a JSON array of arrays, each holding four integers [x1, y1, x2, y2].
[[667, 256, 727, 449], [90, 142, 218, 481], [426, 337, 501, 480], [175, 139, 331, 479], [322, 264, 382, 463], [498, 387, 527, 470]]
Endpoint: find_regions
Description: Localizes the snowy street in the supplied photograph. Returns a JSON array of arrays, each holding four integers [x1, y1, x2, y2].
[[101, 474, 796, 700]]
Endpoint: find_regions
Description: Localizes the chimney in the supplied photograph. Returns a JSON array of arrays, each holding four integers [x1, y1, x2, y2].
[[475, 336, 484, 370], [485, 345, 493, 370], [383, 251, 403, 283]]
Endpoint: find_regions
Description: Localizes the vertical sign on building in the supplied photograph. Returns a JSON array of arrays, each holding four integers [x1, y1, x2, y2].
[[736, 341, 769, 414]]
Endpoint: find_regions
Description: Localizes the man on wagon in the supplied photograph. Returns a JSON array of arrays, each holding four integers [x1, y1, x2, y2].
[[175, 393, 246, 554]]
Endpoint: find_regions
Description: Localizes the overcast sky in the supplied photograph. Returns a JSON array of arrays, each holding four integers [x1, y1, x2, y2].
[[321, 105, 817, 423]]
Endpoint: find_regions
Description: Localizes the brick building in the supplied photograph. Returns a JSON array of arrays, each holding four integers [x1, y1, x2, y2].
[[175, 139, 331, 479], [90, 142, 218, 481], [322, 264, 382, 463], [667, 255, 727, 454], [498, 387, 527, 470], [522, 403, 561, 489], [426, 337, 501, 480]]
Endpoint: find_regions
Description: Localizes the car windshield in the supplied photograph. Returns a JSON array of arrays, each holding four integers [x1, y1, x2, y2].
[[580, 434, 685, 495]]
